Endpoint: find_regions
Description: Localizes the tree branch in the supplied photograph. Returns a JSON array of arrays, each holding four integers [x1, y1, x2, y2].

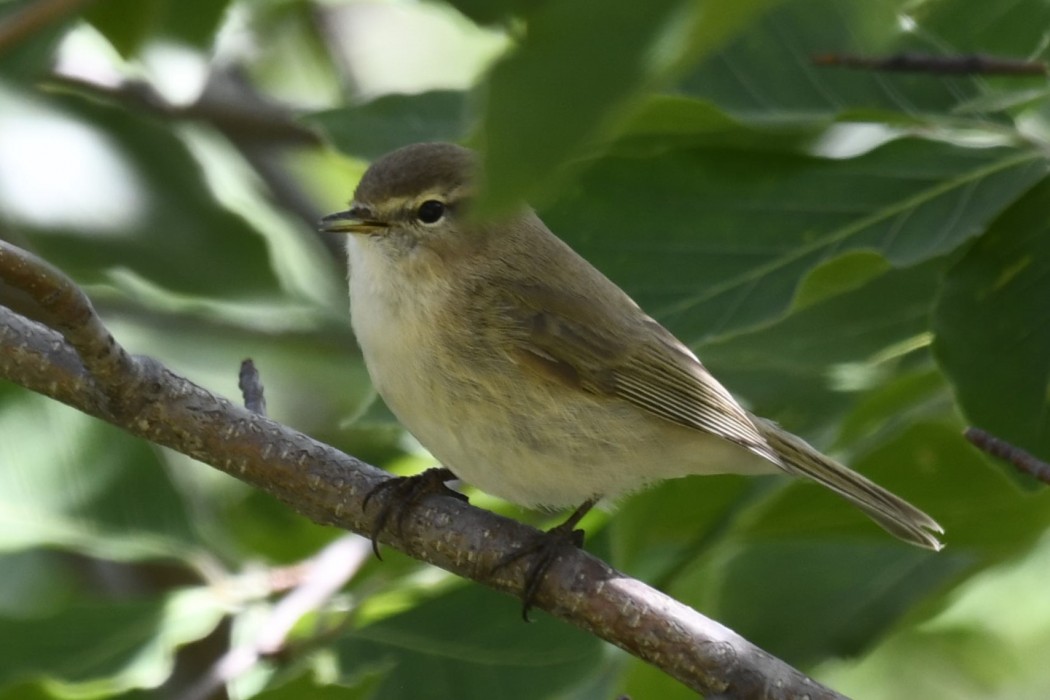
[[965, 427, 1050, 484], [0, 0, 93, 54], [46, 69, 348, 264], [811, 52, 1048, 76], [0, 239, 847, 699], [46, 71, 322, 148]]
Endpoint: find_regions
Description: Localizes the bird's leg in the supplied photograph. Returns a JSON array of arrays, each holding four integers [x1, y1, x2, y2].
[[494, 498, 598, 621], [363, 466, 467, 558]]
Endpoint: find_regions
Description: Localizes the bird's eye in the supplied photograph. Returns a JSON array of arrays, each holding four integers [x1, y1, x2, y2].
[[416, 200, 446, 224]]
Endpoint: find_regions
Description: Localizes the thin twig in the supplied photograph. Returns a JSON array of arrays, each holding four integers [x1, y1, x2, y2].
[[46, 71, 322, 147], [0, 0, 93, 55], [965, 427, 1050, 483], [178, 535, 371, 700], [812, 52, 1048, 76], [0, 242, 847, 699], [46, 69, 348, 263], [239, 359, 267, 416]]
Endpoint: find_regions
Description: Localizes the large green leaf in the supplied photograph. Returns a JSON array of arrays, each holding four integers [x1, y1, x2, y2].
[[0, 551, 77, 618], [333, 584, 602, 700], [0, 588, 224, 693], [0, 388, 200, 560], [611, 474, 759, 582], [541, 136, 1046, 342], [933, 177, 1050, 464], [659, 421, 1050, 665], [913, 0, 1050, 56], [699, 258, 946, 433], [743, 421, 1050, 554], [707, 540, 967, 667], [676, 0, 1043, 123], [477, 0, 774, 213]]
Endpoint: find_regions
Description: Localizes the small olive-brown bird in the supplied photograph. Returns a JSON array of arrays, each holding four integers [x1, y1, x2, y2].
[[321, 142, 943, 577]]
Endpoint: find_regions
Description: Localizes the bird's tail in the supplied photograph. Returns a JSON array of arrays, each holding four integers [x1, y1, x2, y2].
[[753, 417, 944, 551]]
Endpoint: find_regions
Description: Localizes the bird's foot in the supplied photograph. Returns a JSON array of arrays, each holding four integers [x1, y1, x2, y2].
[[363, 467, 466, 558], [493, 499, 597, 621]]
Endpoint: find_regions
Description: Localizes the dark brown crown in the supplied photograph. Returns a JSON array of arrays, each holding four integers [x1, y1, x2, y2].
[[353, 142, 476, 204]]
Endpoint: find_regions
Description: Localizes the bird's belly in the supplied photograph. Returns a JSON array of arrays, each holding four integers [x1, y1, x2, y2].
[[367, 341, 772, 509]]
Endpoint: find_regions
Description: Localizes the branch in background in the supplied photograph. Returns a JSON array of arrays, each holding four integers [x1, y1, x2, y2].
[[47, 69, 349, 264], [0, 0, 93, 54], [47, 71, 322, 147], [178, 343, 366, 700], [965, 427, 1050, 484], [0, 239, 848, 698], [178, 535, 372, 700], [812, 52, 1048, 76]]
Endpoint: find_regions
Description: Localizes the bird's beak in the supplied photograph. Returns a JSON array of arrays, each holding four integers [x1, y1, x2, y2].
[[319, 206, 388, 234]]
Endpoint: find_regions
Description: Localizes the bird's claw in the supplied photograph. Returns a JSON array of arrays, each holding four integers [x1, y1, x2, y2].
[[363, 467, 465, 558]]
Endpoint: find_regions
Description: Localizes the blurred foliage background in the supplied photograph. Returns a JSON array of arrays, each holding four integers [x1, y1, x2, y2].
[[1, 0, 1049, 698]]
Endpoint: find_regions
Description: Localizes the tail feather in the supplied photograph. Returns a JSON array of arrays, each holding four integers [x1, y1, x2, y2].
[[753, 417, 944, 551]]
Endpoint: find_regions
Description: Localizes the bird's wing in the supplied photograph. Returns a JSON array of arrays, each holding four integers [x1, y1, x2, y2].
[[497, 283, 780, 465]]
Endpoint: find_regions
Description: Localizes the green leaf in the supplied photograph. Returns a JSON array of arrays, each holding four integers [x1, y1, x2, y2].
[[541, 137, 1045, 343], [85, 0, 158, 57], [621, 656, 697, 700], [837, 368, 952, 448], [708, 540, 969, 667], [478, 0, 772, 213], [86, 0, 231, 55], [0, 588, 224, 693], [160, 0, 231, 48], [913, 0, 1050, 56], [676, 0, 999, 123], [742, 421, 1050, 554], [443, 0, 536, 26], [820, 625, 1027, 700], [791, 250, 892, 309], [310, 91, 472, 161], [0, 389, 201, 560], [636, 420, 1050, 666], [13, 89, 283, 300], [333, 585, 602, 700], [933, 177, 1050, 464], [0, 0, 72, 83], [223, 489, 344, 564], [255, 669, 382, 700], [698, 258, 945, 432], [614, 94, 826, 156], [0, 551, 77, 618], [611, 475, 757, 581], [0, 683, 155, 700]]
